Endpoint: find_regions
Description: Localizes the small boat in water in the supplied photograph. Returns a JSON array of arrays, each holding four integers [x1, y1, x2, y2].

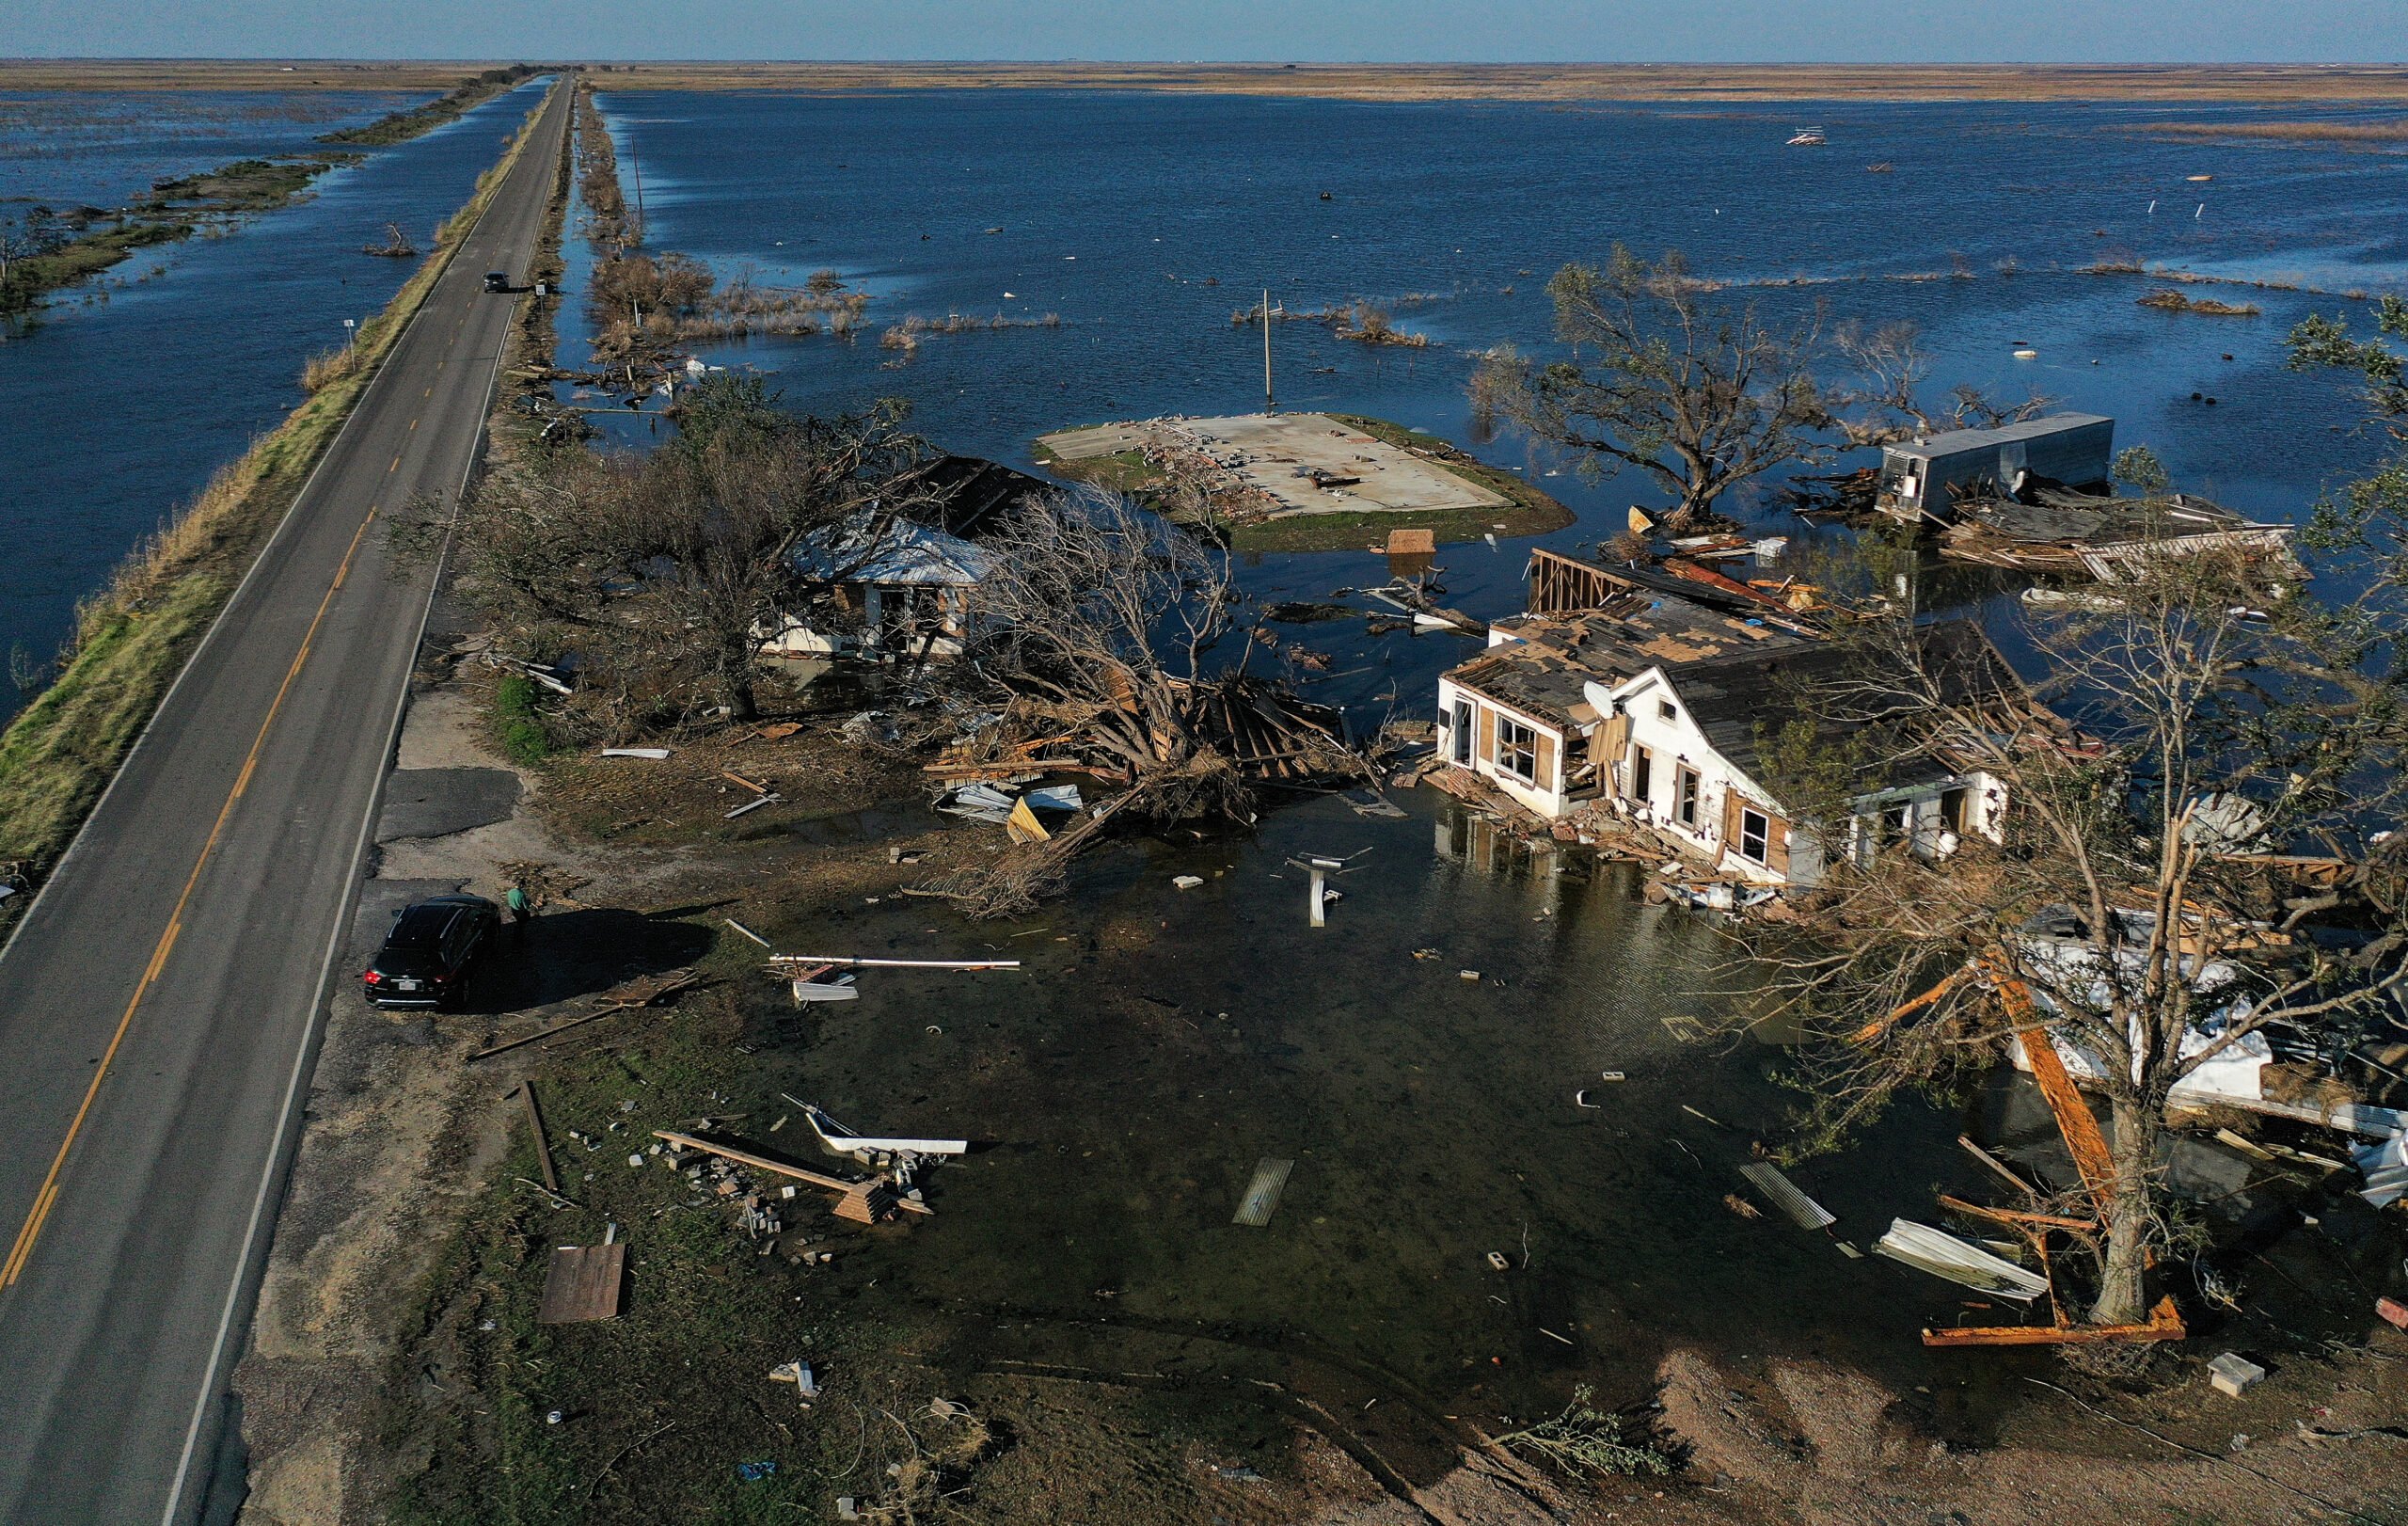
[[1786, 126, 1827, 147]]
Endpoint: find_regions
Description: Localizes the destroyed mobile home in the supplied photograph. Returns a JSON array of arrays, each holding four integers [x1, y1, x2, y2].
[[1845, 410, 2301, 591], [1875, 412, 2116, 523], [1943, 486, 2301, 587]]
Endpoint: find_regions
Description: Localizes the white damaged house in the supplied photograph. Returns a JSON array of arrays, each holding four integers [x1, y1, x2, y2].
[[1434, 553, 2027, 888], [759, 455, 1048, 663]]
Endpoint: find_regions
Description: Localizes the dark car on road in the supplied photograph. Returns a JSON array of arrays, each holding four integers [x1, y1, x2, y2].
[[483, 270, 512, 293], [363, 894, 499, 1009]]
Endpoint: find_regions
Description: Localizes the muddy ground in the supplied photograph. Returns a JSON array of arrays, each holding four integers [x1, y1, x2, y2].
[[230, 646, 2408, 1526]]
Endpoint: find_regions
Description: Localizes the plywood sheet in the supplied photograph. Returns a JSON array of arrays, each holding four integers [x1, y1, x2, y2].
[[538, 1244, 626, 1324]]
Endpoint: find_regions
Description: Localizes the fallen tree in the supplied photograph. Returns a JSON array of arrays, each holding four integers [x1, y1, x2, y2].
[[917, 486, 1368, 915], [464, 378, 933, 732]]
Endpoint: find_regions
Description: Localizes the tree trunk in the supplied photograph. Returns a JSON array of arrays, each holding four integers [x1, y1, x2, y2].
[[2089, 1094, 2156, 1327], [1671, 480, 1716, 529]]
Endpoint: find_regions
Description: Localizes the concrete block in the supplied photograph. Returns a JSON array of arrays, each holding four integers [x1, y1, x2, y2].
[[2208, 1352, 2264, 1397]]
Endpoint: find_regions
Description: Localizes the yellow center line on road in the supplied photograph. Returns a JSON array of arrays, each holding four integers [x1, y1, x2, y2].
[[0, 503, 385, 1290], [389, 456, 401, 473]]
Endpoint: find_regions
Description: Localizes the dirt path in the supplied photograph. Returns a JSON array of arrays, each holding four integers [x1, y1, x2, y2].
[[230, 673, 676, 1525]]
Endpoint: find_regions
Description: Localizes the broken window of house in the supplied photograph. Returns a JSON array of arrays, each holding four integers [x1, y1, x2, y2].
[[1497, 716, 1539, 785], [1676, 767, 1701, 827], [1941, 787, 1968, 833], [1738, 806, 1771, 865], [1630, 745, 1653, 803], [1657, 699, 1677, 723], [1450, 698, 1475, 765]]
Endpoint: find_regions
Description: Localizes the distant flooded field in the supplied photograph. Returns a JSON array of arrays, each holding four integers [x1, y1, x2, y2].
[[0, 89, 412, 210], [0, 79, 546, 714]]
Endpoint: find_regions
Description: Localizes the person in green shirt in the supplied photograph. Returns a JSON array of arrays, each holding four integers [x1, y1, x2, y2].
[[505, 883, 533, 938]]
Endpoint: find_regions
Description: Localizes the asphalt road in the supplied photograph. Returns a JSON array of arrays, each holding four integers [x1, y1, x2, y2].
[[0, 77, 570, 1526]]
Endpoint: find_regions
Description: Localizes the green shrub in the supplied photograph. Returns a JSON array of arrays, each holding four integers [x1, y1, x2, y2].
[[492, 676, 552, 764]]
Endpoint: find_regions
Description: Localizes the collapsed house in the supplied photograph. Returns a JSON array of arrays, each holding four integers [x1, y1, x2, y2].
[[760, 455, 1050, 663], [1940, 485, 2300, 585], [1876, 413, 2115, 523], [2008, 903, 2408, 1138], [1583, 631, 2012, 886], [1436, 550, 2022, 888]]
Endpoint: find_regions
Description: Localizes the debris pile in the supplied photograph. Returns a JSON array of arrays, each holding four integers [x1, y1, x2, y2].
[[1941, 487, 2301, 584], [652, 1128, 934, 1235], [926, 677, 1364, 790]]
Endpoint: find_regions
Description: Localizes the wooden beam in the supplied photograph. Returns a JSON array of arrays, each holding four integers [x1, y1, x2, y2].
[[1956, 1135, 2039, 1199], [1851, 966, 1969, 1045], [521, 1082, 560, 1195], [652, 1130, 932, 1216], [1937, 1194, 2098, 1234], [1984, 954, 2119, 1213]]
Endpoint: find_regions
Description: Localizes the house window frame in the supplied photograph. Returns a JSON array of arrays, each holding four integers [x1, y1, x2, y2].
[[1629, 744, 1653, 803], [1657, 699, 1678, 723], [1496, 714, 1540, 785], [1737, 806, 1772, 865], [1450, 697, 1475, 765], [1675, 766, 1702, 828]]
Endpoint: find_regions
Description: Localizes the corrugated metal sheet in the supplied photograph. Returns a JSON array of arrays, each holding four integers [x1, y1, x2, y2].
[[1738, 1161, 1836, 1229]]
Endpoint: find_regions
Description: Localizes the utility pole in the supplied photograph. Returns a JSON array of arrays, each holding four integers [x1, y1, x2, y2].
[[1262, 287, 1276, 414], [628, 142, 647, 242]]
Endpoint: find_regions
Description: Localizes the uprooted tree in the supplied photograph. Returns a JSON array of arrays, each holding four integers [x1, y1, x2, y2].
[[1735, 541, 2407, 1329], [464, 376, 931, 730], [923, 485, 1360, 915], [1469, 246, 1826, 529]]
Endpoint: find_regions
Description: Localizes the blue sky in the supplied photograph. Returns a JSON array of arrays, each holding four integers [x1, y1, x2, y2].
[[6, 1, 2406, 64]]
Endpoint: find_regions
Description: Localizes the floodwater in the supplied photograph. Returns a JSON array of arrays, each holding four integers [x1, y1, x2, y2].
[[8, 84, 2402, 1427], [0, 77, 551, 712], [572, 87, 2408, 714], [0, 89, 414, 210], [546, 88, 2408, 1433], [742, 787, 2386, 1448]]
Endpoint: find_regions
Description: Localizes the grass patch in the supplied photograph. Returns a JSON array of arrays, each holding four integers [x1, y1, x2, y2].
[[0, 155, 362, 316], [1030, 439, 1159, 495], [324, 65, 541, 147], [0, 87, 559, 913], [2133, 119, 2408, 143], [376, 952, 884, 1526], [2138, 287, 2262, 316]]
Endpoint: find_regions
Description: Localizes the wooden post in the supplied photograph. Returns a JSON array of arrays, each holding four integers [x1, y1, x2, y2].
[[1262, 288, 1275, 412], [522, 1082, 560, 1195]]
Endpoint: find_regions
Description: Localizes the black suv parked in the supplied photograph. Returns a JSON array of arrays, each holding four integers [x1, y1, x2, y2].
[[363, 894, 499, 1009]]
